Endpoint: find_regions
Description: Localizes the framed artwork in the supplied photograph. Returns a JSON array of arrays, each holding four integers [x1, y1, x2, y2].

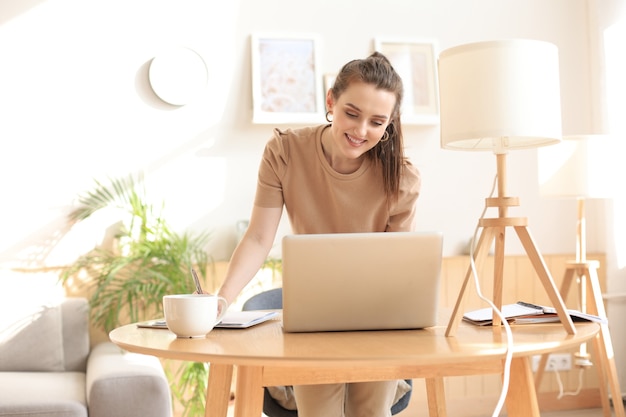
[[251, 33, 325, 124], [374, 38, 439, 125]]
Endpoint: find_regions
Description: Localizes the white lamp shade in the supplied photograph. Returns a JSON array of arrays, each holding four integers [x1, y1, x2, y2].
[[438, 39, 562, 152], [538, 135, 615, 198]]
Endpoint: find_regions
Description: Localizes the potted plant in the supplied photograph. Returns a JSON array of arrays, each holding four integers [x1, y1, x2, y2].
[[60, 173, 212, 417]]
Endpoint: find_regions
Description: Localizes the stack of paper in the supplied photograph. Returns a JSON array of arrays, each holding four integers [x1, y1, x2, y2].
[[137, 310, 278, 330], [217, 310, 278, 328], [463, 301, 607, 326]]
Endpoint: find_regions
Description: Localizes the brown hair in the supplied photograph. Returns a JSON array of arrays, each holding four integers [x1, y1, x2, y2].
[[329, 52, 406, 200]]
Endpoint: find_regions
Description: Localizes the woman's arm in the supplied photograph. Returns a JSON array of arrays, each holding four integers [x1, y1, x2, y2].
[[217, 205, 283, 305]]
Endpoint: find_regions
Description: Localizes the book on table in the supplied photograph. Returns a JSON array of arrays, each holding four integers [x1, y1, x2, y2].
[[462, 301, 607, 326]]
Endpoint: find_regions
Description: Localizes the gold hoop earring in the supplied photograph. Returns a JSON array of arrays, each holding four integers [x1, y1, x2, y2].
[[325, 111, 333, 123], [380, 131, 390, 142]]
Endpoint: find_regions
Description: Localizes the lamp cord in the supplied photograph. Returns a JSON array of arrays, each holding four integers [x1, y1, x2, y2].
[[555, 367, 585, 399], [469, 173, 514, 417]]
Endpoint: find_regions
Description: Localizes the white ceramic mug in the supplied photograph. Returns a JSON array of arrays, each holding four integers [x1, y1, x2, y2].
[[163, 294, 228, 338]]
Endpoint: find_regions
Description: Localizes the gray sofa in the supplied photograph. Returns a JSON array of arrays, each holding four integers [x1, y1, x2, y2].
[[0, 297, 172, 417]]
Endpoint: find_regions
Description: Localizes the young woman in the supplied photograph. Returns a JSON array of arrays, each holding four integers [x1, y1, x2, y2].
[[217, 52, 421, 417]]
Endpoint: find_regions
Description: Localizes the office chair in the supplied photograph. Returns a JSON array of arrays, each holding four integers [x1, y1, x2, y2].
[[241, 288, 413, 417]]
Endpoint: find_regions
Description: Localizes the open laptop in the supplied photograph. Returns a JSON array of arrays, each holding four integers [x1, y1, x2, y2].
[[281, 231, 443, 333]]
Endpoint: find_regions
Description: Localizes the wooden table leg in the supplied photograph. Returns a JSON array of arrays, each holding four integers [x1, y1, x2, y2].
[[506, 357, 540, 417], [426, 377, 447, 417], [206, 363, 234, 417], [234, 365, 264, 417]]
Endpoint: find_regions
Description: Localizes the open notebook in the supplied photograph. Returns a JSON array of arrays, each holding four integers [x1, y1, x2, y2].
[[281, 231, 444, 333], [138, 310, 277, 330]]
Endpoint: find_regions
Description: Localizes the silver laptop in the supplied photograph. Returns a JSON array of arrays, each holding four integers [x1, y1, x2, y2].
[[281, 231, 443, 333]]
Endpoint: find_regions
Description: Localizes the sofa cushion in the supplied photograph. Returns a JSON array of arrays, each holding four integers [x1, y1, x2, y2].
[[0, 302, 65, 371], [60, 298, 90, 372], [0, 371, 87, 417], [0, 402, 86, 417], [86, 343, 172, 417]]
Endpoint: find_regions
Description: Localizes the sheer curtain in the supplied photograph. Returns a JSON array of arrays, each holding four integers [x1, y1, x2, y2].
[[601, 6, 626, 394], [604, 18, 626, 270]]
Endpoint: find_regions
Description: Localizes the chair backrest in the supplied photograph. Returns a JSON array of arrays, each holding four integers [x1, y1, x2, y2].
[[242, 288, 283, 311]]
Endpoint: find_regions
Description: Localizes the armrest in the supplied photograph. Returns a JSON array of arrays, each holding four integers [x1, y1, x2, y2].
[[86, 342, 172, 417]]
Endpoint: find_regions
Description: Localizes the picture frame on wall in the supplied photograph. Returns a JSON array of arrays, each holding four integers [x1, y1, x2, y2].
[[251, 33, 325, 124], [374, 38, 439, 125]]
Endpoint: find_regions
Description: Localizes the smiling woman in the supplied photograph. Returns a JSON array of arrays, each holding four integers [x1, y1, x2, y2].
[[216, 52, 421, 417]]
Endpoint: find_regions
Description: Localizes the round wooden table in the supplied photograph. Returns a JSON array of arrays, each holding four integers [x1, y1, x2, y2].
[[110, 313, 599, 417]]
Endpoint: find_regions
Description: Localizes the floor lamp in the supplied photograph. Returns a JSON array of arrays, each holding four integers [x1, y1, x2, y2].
[[537, 134, 624, 417], [437, 39, 576, 337]]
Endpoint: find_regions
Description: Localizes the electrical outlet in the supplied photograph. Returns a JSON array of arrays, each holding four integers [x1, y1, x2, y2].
[[531, 353, 572, 372]]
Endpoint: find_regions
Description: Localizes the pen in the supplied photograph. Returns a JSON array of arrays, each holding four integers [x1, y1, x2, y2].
[[516, 301, 544, 311], [191, 268, 203, 294]]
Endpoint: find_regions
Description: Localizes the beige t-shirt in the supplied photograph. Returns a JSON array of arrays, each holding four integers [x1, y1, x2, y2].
[[254, 124, 421, 233]]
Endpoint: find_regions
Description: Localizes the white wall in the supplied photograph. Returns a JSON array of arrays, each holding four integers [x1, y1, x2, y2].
[[1, 0, 624, 388], [0, 0, 595, 262], [588, 0, 626, 395]]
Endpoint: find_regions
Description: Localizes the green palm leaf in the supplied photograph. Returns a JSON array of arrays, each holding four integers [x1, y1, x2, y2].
[[60, 172, 214, 416]]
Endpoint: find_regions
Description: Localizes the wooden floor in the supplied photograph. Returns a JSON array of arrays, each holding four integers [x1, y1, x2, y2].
[[542, 409, 612, 417], [255, 408, 613, 417], [223, 385, 623, 417], [395, 392, 621, 417], [393, 382, 623, 417], [227, 407, 615, 417], [231, 403, 615, 417], [398, 405, 613, 417]]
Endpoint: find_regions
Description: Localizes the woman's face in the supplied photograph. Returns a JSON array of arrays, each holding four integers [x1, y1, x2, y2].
[[326, 81, 396, 163]]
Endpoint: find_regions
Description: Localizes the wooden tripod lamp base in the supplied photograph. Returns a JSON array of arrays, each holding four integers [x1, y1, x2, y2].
[[445, 154, 576, 337]]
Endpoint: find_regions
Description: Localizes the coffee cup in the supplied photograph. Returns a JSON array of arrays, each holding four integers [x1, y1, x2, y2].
[[163, 294, 228, 338]]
